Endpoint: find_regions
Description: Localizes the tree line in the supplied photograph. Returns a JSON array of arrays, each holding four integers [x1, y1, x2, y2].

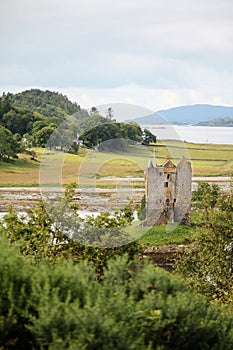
[[0, 90, 81, 159], [0, 90, 157, 160]]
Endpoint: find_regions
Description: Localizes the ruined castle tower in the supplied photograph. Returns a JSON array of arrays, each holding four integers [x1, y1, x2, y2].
[[142, 158, 192, 226]]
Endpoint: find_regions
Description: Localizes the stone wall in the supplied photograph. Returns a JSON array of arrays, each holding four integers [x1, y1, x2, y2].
[[146, 164, 165, 218], [174, 159, 192, 224], [143, 158, 192, 226]]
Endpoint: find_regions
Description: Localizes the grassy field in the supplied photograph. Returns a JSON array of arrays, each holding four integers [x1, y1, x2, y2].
[[152, 141, 233, 176], [0, 141, 232, 186], [137, 223, 199, 246]]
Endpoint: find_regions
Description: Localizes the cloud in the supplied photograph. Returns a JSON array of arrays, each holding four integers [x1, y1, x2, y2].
[[53, 84, 233, 113], [0, 0, 232, 108], [1, 82, 233, 116]]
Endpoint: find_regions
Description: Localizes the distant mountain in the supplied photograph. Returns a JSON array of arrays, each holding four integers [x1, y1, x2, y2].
[[129, 104, 233, 125], [197, 116, 233, 127]]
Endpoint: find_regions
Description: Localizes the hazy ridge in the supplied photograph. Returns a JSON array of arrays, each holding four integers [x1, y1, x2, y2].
[[129, 104, 233, 126]]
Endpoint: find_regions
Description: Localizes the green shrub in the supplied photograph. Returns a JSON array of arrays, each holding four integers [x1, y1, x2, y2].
[[177, 187, 233, 304], [0, 233, 34, 349], [0, 232, 233, 349]]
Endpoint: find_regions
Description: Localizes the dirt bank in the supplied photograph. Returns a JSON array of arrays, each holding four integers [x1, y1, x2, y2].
[[142, 245, 186, 272]]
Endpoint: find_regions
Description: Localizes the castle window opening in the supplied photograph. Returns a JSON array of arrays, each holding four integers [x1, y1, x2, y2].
[[164, 182, 168, 187]]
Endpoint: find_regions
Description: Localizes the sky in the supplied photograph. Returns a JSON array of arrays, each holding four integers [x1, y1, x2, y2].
[[0, 0, 233, 113]]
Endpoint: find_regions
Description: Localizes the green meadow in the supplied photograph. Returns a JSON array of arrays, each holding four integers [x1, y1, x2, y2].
[[0, 141, 232, 186], [137, 223, 199, 246]]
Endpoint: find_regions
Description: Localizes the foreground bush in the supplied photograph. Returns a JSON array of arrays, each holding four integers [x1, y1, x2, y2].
[[177, 185, 233, 304], [0, 232, 233, 349]]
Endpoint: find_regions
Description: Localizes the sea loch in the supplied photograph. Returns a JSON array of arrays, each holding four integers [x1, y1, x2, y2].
[[142, 125, 233, 145]]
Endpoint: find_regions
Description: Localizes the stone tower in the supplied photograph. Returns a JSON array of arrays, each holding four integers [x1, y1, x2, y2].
[[142, 158, 192, 226]]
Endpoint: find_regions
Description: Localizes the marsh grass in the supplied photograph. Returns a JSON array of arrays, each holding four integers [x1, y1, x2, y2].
[[0, 142, 232, 186]]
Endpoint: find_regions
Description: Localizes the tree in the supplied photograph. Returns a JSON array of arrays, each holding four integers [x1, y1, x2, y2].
[[2, 108, 35, 136], [68, 141, 79, 154], [120, 122, 142, 143], [106, 107, 114, 120], [77, 114, 109, 135], [34, 125, 56, 148], [1, 184, 140, 271], [177, 184, 233, 304], [10, 89, 81, 117], [0, 126, 20, 160], [192, 182, 220, 210], [142, 128, 157, 145], [90, 106, 99, 115], [0, 93, 11, 119], [80, 122, 143, 150]]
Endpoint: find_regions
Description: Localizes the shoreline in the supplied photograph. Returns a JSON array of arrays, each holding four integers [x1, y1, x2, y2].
[[0, 176, 231, 212]]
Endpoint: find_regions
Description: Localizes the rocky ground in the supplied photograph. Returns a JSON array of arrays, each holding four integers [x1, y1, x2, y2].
[[0, 176, 231, 212]]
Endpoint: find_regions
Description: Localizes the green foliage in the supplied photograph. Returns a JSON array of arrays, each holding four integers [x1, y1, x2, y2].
[[191, 182, 221, 225], [47, 122, 77, 151], [139, 224, 198, 247], [80, 122, 142, 150], [0, 93, 11, 118], [77, 114, 108, 134], [2, 108, 35, 136], [1, 181, 233, 348], [34, 125, 56, 148], [142, 128, 157, 145], [1, 184, 141, 273], [177, 184, 233, 304], [0, 125, 20, 160], [9, 89, 81, 117], [192, 182, 220, 209], [68, 141, 79, 154], [0, 234, 35, 349], [0, 240, 233, 349], [0, 89, 89, 153]]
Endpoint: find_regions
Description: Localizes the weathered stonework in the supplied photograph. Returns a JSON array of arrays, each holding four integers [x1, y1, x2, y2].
[[142, 158, 192, 226]]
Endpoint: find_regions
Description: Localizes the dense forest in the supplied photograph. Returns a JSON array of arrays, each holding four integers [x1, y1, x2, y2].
[[9, 89, 81, 117], [0, 89, 155, 159], [0, 89, 83, 158]]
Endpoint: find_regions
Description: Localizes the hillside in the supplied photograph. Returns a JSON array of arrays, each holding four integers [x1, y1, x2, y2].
[[197, 116, 233, 127], [0, 89, 90, 158], [8, 88, 86, 119], [129, 104, 233, 125], [0, 89, 149, 159]]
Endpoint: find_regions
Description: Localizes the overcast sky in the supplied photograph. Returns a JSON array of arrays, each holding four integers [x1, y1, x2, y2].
[[0, 0, 233, 111]]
